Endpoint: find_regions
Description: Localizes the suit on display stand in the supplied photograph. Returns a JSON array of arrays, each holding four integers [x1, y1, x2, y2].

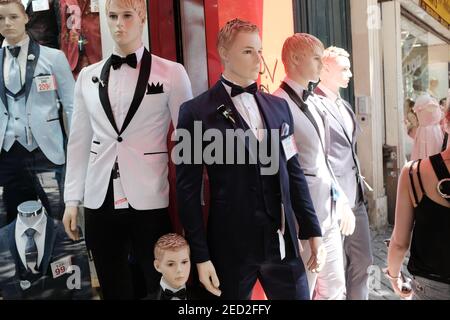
[[0, 201, 93, 300], [0, 36, 74, 224]]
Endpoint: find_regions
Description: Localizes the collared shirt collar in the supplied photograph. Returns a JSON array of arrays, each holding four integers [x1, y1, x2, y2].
[[318, 83, 341, 103], [283, 76, 307, 96], [112, 44, 145, 64], [2, 35, 30, 56], [221, 74, 256, 97], [2, 34, 30, 48], [16, 212, 47, 237], [160, 277, 186, 293]]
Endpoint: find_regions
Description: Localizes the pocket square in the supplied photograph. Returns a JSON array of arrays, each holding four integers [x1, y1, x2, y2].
[[147, 82, 164, 94]]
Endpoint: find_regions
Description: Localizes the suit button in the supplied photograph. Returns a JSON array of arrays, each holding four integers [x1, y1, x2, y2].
[[4, 113, 7, 116], [117, 136, 123, 142]]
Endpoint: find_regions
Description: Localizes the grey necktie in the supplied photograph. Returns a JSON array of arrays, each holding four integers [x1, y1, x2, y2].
[[6, 46, 22, 94], [24, 228, 39, 274]]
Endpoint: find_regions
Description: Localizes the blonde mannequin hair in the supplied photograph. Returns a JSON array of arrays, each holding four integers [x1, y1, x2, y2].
[[105, 0, 147, 22], [281, 33, 324, 72]]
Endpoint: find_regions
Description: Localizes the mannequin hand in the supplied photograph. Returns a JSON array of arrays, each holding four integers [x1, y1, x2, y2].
[[307, 237, 326, 273], [338, 202, 356, 236], [63, 206, 79, 241], [197, 261, 221, 297]]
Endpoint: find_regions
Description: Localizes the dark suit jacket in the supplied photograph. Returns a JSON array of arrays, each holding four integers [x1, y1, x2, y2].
[[176, 81, 321, 267], [25, 0, 61, 49], [0, 216, 93, 300]]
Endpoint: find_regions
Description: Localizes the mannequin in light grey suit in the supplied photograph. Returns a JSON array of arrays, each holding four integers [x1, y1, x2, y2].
[[315, 46, 373, 300], [0, 1, 74, 224]]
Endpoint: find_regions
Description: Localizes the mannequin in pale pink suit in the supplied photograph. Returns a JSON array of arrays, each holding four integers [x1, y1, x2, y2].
[[411, 94, 444, 160]]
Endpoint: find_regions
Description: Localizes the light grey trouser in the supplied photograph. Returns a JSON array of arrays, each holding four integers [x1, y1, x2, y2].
[[300, 221, 346, 300], [343, 200, 373, 300], [413, 275, 450, 300]]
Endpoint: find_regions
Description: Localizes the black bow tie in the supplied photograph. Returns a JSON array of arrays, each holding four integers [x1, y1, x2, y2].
[[161, 287, 187, 300], [110, 53, 137, 70], [221, 76, 258, 97], [302, 80, 321, 101], [7, 46, 21, 58]]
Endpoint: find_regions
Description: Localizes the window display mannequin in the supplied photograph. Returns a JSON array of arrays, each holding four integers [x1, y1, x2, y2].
[[0, 200, 93, 299], [59, 0, 102, 78], [176, 18, 322, 300], [147, 233, 191, 300], [0, 0, 75, 224], [315, 46, 373, 300], [274, 34, 354, 300], [62, 0, 193, 300], [411, 94, 444, 160]]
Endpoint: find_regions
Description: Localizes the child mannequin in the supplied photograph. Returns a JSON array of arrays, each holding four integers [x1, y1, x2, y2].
[[151, 233, 190, 300]]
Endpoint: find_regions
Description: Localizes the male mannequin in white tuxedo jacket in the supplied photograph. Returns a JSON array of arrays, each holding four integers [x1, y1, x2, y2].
[[62, 0, 193, 299], [274, 33, 355, 300], [315, 46, 373, 300], [0, 0, 74, 225]]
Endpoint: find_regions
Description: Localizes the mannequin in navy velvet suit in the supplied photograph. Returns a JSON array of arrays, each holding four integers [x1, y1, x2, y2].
[[176, 18, 323, 300]]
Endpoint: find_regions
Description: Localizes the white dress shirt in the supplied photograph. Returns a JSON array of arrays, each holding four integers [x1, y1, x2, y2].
[[160, 277, 186, 300], [221, 76, 265, 141], [15, 213, 47, 269], [2, 35, 30, 88], [108, 45, 145, 131], [319, 84, 354, 137]]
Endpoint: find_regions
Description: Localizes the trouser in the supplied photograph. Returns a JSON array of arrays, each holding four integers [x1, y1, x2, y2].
[[214, 210, 310, 300], [0, 143, 64, 226], [84, 176, 172, 300], [412, 275, 450, 300], [300, 220, 346, 300], [343, 197, 373, 300]]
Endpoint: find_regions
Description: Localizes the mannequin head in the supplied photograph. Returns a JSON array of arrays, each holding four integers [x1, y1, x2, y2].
[[217, 18, 262, 87], [154, 233, 191, 290], [105, 0, 146, 55], [320, 46, 353, 91], [281, 33, 324, 88], [0, 0, 29, 46], [17, 201, 45, 228]]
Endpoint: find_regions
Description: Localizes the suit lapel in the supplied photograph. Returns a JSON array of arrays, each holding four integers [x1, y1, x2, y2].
[[280, 82, 326, 153], [39, 216, 57, 275], [24, 39, 40, 103], [0, 48, 7, 109], [341, 99, 360, 143], [98, 57, 120, 134], [213, 81, 247, 131], [212, 81, 258, 158], [254, 93, 276, 131], [7, 220, 24, 270], [98, 49, 153, 135], [119, 48, 152, 134], [321, 99, 352, 146]]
